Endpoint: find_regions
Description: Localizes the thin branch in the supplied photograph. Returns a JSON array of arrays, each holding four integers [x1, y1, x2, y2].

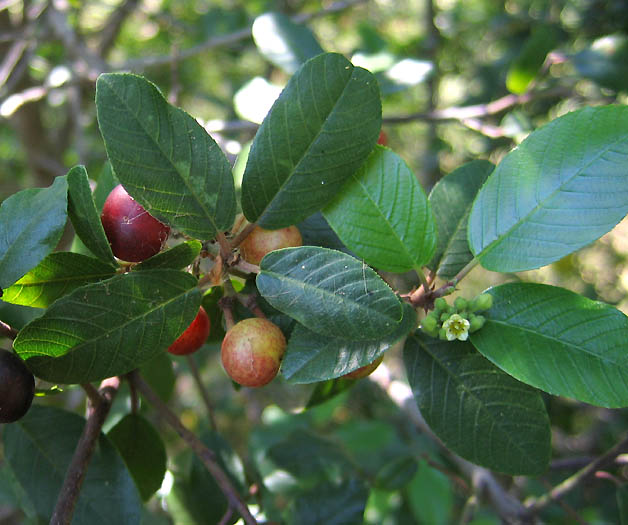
[[185, 354, 218, 431], [96, 0, 140, 57], [50, 377, 121, 525], [384, 86, 572, 124], [129, 371, 257, 525], [230, 222, 257, 250], [0, 319, 18, 340], [524, 432, 628, 517], [118, 0, 366, 71], [369, 365, 527, 523]]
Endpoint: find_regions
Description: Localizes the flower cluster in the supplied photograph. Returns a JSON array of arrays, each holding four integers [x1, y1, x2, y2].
[[420, 293, 493, 341]]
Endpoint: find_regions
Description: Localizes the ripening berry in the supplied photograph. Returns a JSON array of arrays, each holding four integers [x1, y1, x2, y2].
[[101, 184, 170, 262]]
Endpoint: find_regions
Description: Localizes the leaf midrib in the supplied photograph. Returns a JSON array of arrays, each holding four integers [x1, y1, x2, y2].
[[475, 115, 628, 259]]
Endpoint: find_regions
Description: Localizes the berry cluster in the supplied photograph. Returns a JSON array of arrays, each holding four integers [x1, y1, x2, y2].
[[420, 293, 493, 341]]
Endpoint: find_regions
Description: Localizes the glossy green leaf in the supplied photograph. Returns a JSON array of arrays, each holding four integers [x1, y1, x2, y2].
[[283, 303, 416, 383], [470, 282, 628, 408], [96, 73, 236, 240], [428, 160, 493, 279], [2, 252, 116, 308], [134, 240, 202, 270], [3, 405, 141, 524], [67, 165, 117, 265], [93, 161, 118, 211], [323, 146, 436, 272], [241, 53, 381, 229], [506, 25, 559, 94], [468, 105, 628, 272], [252, 12, 324, 74], [257, 246, 402, 340], [13, 269, 200, 383], [298, 212, 348, 252], [0, 176, 68, 290], [404, 333, 551, 475], [285, 478, 369, 525], [107, 414, 167, 501]]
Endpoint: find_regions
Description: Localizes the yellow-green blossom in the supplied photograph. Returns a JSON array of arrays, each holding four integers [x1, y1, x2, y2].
[[442, 313, 470, 341]]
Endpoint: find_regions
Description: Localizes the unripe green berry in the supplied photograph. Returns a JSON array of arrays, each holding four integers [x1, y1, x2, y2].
[[434, 297, 448, 312], [440, 312, 451, 322], [471, 293, 493, 312], [420, 323, 439, 338], [454, 297, 468, 311], [469, 315, 486, 332], [421, 314, 438, 332]]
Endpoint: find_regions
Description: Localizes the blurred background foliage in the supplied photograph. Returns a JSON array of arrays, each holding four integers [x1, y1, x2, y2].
[[2, 0, 628, 523]]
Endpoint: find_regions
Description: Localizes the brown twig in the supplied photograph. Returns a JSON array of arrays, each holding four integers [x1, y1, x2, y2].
[[129, 370, 257, 525], [369, 365, 527, 523], [523, 432, 628, 518], [384, 86, 571, 125], [230, 222, 257, 250], [50, 377, 121, 525], [118, 0, 367, 71], [96, 0, 140, 57], [0, 319, 18, 340]]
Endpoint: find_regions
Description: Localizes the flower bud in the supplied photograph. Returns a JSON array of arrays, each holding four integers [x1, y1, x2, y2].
[[434, 297, 448, 312], [454, 297, 468, 311], [469, 314, 486, 333], [471, 293, 493, 312]]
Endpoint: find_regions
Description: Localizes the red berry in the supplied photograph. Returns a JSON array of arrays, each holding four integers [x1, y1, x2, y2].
[[221, 318, 286, 387], [101, 184, 170, 262], [0, 349, 35, 423], [343, 355, 384, 380], [240, 225, 302, 266], [167, 307, 211, 356]]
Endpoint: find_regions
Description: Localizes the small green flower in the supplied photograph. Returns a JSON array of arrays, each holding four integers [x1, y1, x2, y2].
[[442, 313, 470, 341]]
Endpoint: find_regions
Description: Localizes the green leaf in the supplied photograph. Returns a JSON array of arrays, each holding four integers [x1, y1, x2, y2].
[[168, 432, 245, 525], [67, 165, 117, 265], [468, 105, 628, 272], [134, 240, 202, 270], [298, 212, 348, 252], [506, 25, 559, 94], [305, 377, 354, 408], [241, 52, 382, 229], [283, 303, 416, 383], [405, 460, 453, 525], [0, 176, 68, 290], [3, 405, 141, 524], [107, 414, 167, 501], [428, 160, 493, 279], [96, 73, 236, 240], [139, 351, 175, 402], [323, 146, 436, 273], [13, 269, 200, 384], [2, 252, 117, 308], [404, 333, 551, 475], [284, 478, 369, 525], [470, 282, 628, 408], [252, 12, 325, 74], [257, 246, 402, 341], [93, 161, 118, 211], [618, 484, 628, 525], [374, 455, 418, 491]]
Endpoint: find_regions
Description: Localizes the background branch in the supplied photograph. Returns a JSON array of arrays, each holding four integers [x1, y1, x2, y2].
[[50, 377, 120, 525], [129, 370, 258, 525]]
